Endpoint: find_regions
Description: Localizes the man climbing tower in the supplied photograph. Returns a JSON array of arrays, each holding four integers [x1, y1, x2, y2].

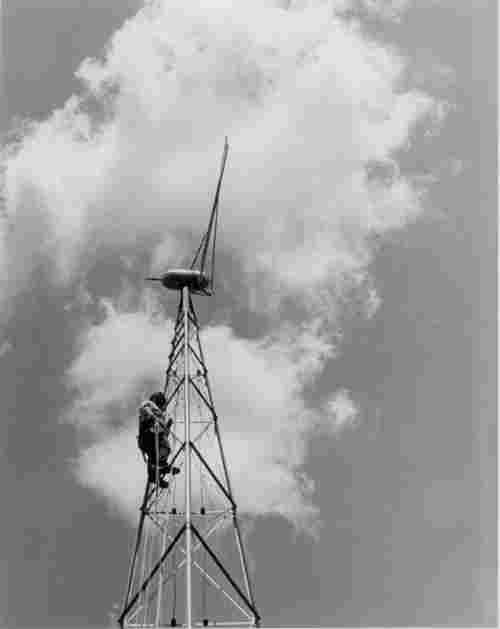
[[138, 391, 180, 488]]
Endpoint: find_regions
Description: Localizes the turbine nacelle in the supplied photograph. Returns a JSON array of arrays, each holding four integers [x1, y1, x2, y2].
[[147, 269, 211, 294]]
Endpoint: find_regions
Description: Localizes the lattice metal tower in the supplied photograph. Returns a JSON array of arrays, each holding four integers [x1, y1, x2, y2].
[[118, 140, 261, 629]]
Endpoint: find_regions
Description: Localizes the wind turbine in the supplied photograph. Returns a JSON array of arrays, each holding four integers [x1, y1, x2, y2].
[[118, 139, 260, 629]]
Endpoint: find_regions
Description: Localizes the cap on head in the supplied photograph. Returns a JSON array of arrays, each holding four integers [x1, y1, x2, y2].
[[150, 391, 166, 410]]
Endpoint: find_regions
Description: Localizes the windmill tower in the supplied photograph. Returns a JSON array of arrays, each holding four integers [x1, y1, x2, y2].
[[118, 140, 261, 629]]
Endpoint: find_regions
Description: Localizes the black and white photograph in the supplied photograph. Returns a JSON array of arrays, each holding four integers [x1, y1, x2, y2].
[[0, 1, 496, 627]]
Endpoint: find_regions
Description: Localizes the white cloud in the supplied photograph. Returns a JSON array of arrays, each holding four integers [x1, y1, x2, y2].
[[68, 299, 332, 532], [150, 232, 188, 274], [67, 297, 174, 430], [76, 422, 145, 522], [1, 0, 437, 531], [1, 0, 432, 308], [77, 420, 320, 532]]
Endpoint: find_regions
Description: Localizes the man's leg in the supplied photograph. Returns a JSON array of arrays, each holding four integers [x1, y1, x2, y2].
[[146, 442, 170, 488], [148, 464, 169, 488], [157, 459, 180, 477], [159, 442, 180, 476]]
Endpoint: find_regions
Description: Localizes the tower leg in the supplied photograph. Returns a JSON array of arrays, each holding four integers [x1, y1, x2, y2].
[[121, 481, 150, 621]]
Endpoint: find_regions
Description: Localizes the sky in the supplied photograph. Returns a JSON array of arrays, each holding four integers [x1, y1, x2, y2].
[[0, 0, 496, 627]]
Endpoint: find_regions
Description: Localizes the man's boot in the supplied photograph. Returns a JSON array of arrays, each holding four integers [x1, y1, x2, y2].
[[163, 464, 181, 475]]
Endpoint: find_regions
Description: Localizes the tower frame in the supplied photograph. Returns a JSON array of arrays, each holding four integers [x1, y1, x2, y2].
[[118, 283, 260, 629]]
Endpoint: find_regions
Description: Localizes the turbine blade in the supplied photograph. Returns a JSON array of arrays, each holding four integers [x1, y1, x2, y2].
[[191, 138, 229, 278]]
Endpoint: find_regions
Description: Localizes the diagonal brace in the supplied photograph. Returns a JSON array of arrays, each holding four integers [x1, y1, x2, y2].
[[191, 524, 260, 624], [118, 524, 186, 627], [190, 440, 235, 508]]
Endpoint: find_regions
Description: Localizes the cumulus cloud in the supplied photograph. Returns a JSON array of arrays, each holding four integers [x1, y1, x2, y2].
[[67, 297, 173, 430], [1, 0, 438, 531], [1, 0, 432, 304], [69, 297, 332, 532]]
